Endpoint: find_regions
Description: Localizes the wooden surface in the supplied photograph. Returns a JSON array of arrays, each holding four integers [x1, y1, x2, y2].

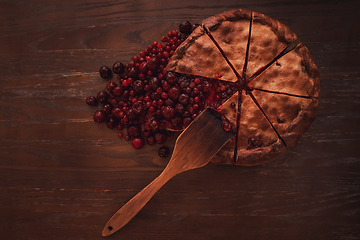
[[1, 0, 360, 239]]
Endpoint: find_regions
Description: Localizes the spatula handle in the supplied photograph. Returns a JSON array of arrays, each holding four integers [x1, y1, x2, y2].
[[102, 169, 175, 237]]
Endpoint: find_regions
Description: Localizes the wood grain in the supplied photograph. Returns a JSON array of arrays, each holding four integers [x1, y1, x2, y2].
[[1, 0, 360, 239]]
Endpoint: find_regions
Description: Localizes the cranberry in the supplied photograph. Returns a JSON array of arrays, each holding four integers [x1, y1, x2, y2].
[[97, 91, 109, 104], [112, 62, 125, 74], [86, 96, 97, 106], [146, 136, 156, 145], [147, 58, 159, 71], [150, 119, 160, 131], [103, 103, 114, 114], [132, 101, 144, 115], [99, 66, 112, 78], [150, 77, 160, 90], [179, 21, 192, 35], [164, 98, 175, 106], [133, 80, 144, 93], [171, 117, 182, 128], [165, 71, 177, 84], [168, 86, 181, 100], [106, 117, 117, 129], [158, 146, 170, 158], [93, 110, 106, 123], [161, 105, 176, 120], [113, 86, 124, 97], [175, 103, 185, 113], [106, 82, 117, 92], [132, 137, 145, 149], [118, 132, 124, 138], [178, 93, 189, 105], [111, 106, 122, 119], [128, 67, 139, 78], [154, 132, 167, 144], [127, 125, 140, 137], [127, 109, 136, 120], [139, 62, 148, 73], [117, 124, 124, 130]]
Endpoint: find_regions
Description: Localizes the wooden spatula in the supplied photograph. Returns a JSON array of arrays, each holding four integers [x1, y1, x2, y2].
[[102, 107, 235, 237]]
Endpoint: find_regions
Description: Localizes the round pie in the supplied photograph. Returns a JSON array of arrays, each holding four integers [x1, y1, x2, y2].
[[166, 9, 320, 166]]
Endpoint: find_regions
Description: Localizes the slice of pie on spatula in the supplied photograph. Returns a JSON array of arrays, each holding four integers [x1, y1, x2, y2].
[[167, 9, 320, 166]]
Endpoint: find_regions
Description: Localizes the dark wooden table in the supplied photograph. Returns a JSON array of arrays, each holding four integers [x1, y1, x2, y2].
[[1, 0, 360, 239]]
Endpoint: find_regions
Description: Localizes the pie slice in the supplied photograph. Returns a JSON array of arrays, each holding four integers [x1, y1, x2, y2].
[[247, 43, 320, 98], [201, 8, 252, 82], [215, 91, 287, 166], [244, 11, 297, 80], [166, 25, 238, 82]]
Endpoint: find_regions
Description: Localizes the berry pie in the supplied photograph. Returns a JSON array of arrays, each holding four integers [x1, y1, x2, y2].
[[87, 9, 320, 166], [166, 9, 320, 166]]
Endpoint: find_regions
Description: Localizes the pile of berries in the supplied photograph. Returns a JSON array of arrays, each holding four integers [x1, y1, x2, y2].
[[86, 21, 234, 153]]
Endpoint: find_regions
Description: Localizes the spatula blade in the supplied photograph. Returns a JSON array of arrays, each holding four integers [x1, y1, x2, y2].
[[170, 107, 235, 170]]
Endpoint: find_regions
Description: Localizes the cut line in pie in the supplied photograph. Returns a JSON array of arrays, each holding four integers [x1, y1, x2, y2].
[[166, 9, 320, 166]]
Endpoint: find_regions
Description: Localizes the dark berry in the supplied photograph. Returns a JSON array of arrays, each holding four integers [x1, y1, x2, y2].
[[165, 71, 177, 84], [133, 80, 144, 93], [128, 67, 139, 78], [106, 82, 117, 92], [86, 96, 97, 106], [179, 21, 192, 35], [158, 146, 170, 158], [93, 110, 106, 123], [154, 132, 167, 144], [127, 125, 140, 137], [103, 103, 114, 114], [106, 117, 117, 129], [111, 106, 122, 119], [99, 66, 112, 78], [146, 136, 156, 145], [168, 86, 181, 100], [112, 62, 125, 74], [150, 119, 160, 131], [97, 91, 109, 104], [178, 93, 189, 105], [113, 86, 124, 97], [132, 101, 144, 115], [161, 105, 176, 120], [147, 58, 159, 71], [150, 77, 160, 90]]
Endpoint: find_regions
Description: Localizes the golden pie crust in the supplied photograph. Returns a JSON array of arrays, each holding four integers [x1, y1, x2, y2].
[[166, 9, 320, 166]]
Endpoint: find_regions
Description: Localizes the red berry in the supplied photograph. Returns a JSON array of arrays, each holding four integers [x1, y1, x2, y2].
[[161, 36, 167, 42], [132, 137, 145, 149]]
